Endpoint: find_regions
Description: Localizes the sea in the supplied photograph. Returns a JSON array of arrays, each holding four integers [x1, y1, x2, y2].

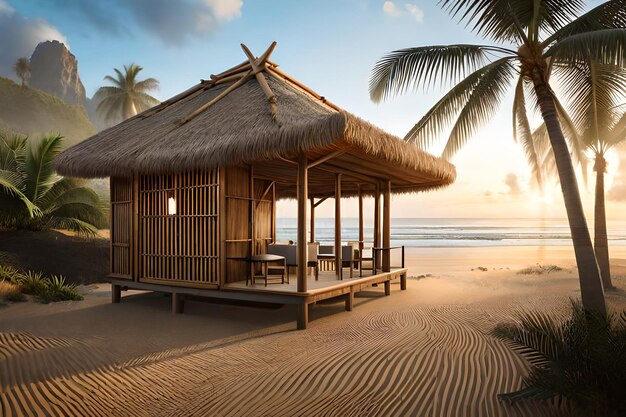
[[275, 218, 626, 248]]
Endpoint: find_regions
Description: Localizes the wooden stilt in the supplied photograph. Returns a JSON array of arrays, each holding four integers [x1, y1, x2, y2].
[[374, 184, 381, 271], [112, 284, 121, 303], [172, 293, 184, 314], [335, 174, 342, 279], [358, 184, 364, 277], [297, 154, 308, 292], [400, 273, 407, 291], [297, 303, 308, 330], [384, 280, 391, 296], [345, 291, 354, 311], [383, 180, 391, 272], [310, 197, 315, 243]]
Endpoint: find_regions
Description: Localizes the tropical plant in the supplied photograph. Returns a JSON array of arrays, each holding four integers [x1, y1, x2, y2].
[[17, 270, 48, 296], [530, 61, 626, 289], [39, 274, 83, 303], [0, 264, 21, 284], [14, 57, 30, 86], [370, 0, 626, 314], [94, 63, 160, 121], [0, 133, 107, 235], [493, 300, 626, 417]]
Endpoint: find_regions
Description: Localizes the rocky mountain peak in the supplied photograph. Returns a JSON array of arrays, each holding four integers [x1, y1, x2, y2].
[[29, 40, 86, 106]]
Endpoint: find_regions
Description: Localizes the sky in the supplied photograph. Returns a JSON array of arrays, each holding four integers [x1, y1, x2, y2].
[[1, 0, 624, 220]]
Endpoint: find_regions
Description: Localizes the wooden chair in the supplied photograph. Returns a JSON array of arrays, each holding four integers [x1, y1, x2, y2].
[[307, 242, 319, 280], [267, 244, 296, 283]]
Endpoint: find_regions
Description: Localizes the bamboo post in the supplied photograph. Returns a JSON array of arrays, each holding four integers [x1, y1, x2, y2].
[[335, 173, 342, 279], [111, 284, 121, 303], [374, 184, 381, 272], [297, 303, 308, 330], [297, 154, 308, 293], [383, 180, 391, 272], [219, 168, 227, 285], [133, 174, 139, 281], [358, 184, 364, 276], [310, 197, 315, 243]]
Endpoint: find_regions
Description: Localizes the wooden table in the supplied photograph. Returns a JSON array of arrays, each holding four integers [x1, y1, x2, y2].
[[248, 254, 286, 286]]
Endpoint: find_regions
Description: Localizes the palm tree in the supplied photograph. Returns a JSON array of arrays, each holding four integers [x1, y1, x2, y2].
[[14, 57, 30, 86], [531, 61, 626, 289], [0, 133, 106, 236], [493, 300, 626, 416], [94, 64, 160, 122], [370, 0, 626, 314]]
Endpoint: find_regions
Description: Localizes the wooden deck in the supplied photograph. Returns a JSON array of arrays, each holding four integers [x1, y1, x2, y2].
[[110, 268, 408, 330]]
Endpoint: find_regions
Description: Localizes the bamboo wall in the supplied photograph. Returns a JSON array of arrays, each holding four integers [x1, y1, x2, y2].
[[110, 177, 133, 278], [253, 178, 274, 253], [223, 166, 251, 283], [138, 170, 219, 287], [109, 166, 275, 287], [222, 167, 276, 284]]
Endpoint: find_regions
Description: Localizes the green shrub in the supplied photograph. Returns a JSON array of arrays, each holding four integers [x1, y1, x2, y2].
[[493, 300, 626, 417], [17, 271, 48, 296], [38, 274, 83, 303], [0, 264, 21, 284]]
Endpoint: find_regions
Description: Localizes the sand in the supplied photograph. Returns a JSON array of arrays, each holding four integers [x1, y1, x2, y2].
[[2, 245, 626, 416]]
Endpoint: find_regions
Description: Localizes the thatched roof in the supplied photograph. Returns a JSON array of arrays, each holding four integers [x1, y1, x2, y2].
[[56, 43, 455, 197]]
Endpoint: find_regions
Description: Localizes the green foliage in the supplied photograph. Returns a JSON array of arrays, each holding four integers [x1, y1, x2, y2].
[[13, 270, 83, 303], [0, 132, 107, 236], [0, 264, 21, 284], [94, 63, 160, 122], [493, 300, 626, 416], [17, 270, 48, 296], [38, 275, 83, 303], [0, 77, 95, 148]]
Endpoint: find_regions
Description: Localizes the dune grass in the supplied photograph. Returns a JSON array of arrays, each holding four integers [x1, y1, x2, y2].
[[0, 264, 83, 303]]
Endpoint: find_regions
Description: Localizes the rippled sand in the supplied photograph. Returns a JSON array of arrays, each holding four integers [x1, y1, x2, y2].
[[2, 246, 625, 416]]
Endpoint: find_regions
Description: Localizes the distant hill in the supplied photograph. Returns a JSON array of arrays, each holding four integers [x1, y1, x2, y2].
[[0, 76, 95, 147]]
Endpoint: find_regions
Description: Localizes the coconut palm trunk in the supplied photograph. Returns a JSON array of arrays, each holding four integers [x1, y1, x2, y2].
[[530, 67, 606, 313], [594, 155, 612, 289]]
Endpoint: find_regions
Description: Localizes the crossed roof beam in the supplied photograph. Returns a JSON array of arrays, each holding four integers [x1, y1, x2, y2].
[[180, 42, 279, 125]]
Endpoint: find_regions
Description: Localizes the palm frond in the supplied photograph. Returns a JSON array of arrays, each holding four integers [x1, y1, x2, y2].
[[23, 134, 63, 204], [132, 92, 161, 111], [370, 44, 512, 102], [45, 216, 98, 237], [48, 202, 106, 229], [606, 112, 626, 148], [35, 177, 83, 212], [44, 186, 100, 214], [554, 61, 626, 146], [0, 173, 40, 218], [0, 134, 27, 171], [441, 59, 516, 159], [439, 0, 584, 43], [402, 57, 515, 152], [546, 28, 626, 68], [513, 76, 543, 188], [543, 0, 626, 48], [135, 78, 159, 92]]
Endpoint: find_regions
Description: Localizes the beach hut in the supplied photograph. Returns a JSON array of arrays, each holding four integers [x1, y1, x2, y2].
[[56, 43, 455, 329]]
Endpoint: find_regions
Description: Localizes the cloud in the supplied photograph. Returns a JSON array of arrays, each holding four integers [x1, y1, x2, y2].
[[504, 173, 522, 196], [383, 1, 400, 16], [405, 4, 424, 22], [32, 0, 243, 45], [383, 1, 424, 22], [0, 3, 67, 80]]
